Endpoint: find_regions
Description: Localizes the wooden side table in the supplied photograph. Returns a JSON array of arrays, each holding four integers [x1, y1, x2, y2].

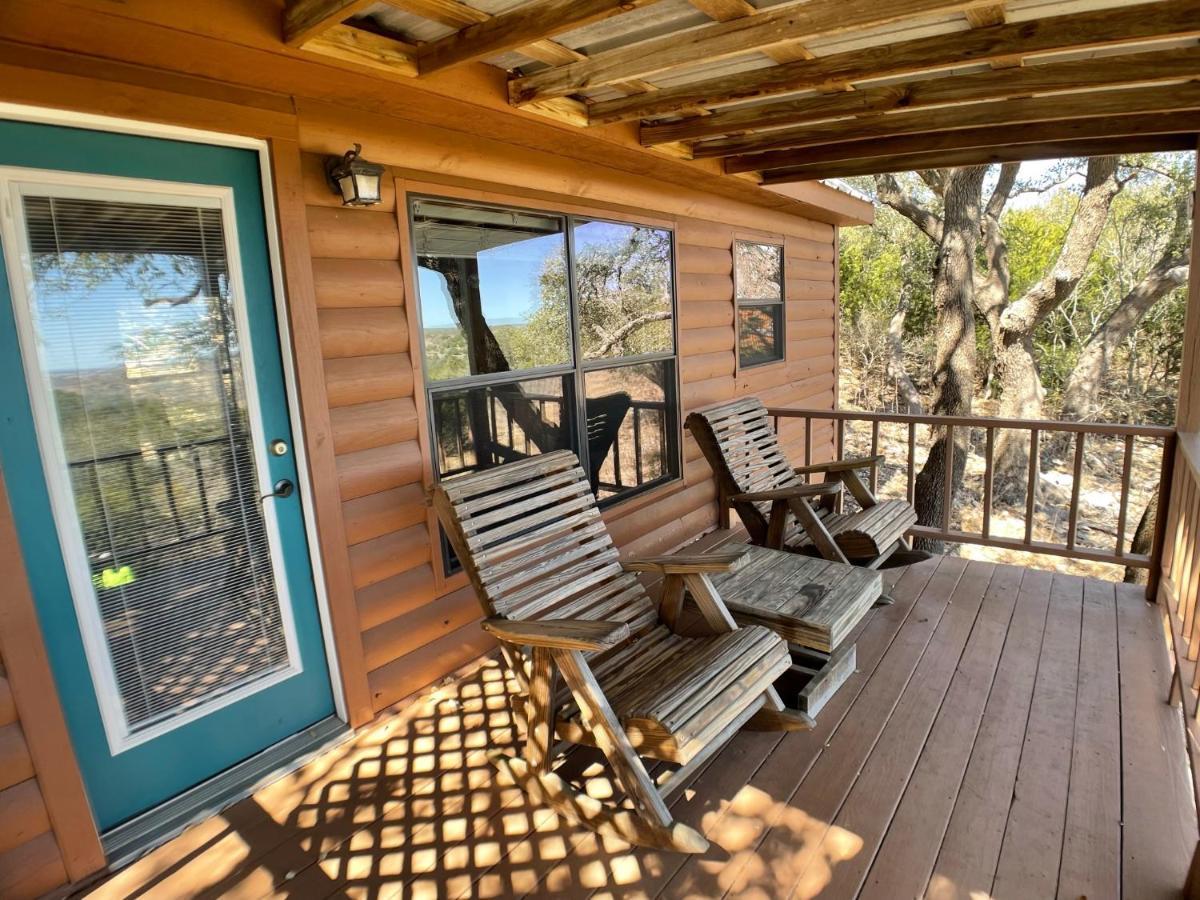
[[709, 545, 882, 715]]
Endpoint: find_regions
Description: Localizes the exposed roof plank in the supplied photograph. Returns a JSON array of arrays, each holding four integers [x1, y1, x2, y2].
[[303, 22, 418, 75], [285, 0, 376, 46], [586, 0, 1200, 124], [964, 3, 1006, 28], [508, 0, 995, 106], [644, 44, 1200, 145], [417, 0, 667, 75], [726, 110, 1200, 173], [759, 133, 1199, 182], [694, 81, 1200, 159], [687, 0, 817, 63]]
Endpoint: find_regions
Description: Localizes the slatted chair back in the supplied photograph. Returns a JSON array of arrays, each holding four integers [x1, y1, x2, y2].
[[584, 391, 632, 492], [686, 398, 808, 542], [433, 450, 659, 637]]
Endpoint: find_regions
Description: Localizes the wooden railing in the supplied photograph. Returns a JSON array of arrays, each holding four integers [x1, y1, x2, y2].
[[768, 407, 1176, 579], [1157, 432, 1200, 818]]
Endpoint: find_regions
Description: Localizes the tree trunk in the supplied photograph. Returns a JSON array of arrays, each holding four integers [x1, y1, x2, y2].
[[992, 156, 1123, 499], [912, 166, 986, 553], [886, 292, 923, 414], [1123, 485, 1158, 585]]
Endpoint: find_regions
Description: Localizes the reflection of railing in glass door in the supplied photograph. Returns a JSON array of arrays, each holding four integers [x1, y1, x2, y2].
[[68, 433, 248, 572], [433, 391, 666, 493]]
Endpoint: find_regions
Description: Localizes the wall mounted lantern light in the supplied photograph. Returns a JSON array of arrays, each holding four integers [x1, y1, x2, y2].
[[326, 144, 385, 207]]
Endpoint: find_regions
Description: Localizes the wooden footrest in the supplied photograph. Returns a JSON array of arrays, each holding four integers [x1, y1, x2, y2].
[[773, 643, 857, 718]]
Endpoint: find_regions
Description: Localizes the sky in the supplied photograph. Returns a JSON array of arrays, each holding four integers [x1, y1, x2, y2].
[[417, 219, 631, 331]]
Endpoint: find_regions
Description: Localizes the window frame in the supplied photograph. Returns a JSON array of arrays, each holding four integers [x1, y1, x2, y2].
[[734, 237, 787, 370], [406, 190, 683, 523]]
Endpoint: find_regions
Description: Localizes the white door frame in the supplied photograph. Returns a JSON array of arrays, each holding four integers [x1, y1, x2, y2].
[[0, 100, 350, 726]]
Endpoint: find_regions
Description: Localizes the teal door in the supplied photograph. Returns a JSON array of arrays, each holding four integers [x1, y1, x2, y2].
[[0, 119, 335, 831]]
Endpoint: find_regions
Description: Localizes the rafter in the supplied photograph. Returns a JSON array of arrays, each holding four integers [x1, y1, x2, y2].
[[686, 0, 816, 63], [508, 0, 993, 106], [642, 44, 1200, 146], [723, 111, 1200, 174], [585, 0, 1200, 124], [417, 0, 666, 75], [303, 22, 418, 75], [757, 134, 1199, 183], [693, 82, 1200, 160], [284, 0, 375, 46]]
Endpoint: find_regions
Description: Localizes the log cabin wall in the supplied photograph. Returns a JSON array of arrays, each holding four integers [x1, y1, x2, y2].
[[299, 157, 841, 713], [0, 3, 859, 890]]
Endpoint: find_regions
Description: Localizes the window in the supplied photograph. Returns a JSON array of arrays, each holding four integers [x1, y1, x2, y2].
[[735, 240, 785, 367], [412, 196, 680, 520]]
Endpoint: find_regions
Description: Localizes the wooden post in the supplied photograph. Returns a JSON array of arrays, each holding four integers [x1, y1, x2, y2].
[[941, 424, 955, 533], [1116, 432, 1135, 557], [1149, 432, 1178, 603], [1066, 432, 1085, 550], [983, 426, 994, 539], [1025, 428, 1040, 545]]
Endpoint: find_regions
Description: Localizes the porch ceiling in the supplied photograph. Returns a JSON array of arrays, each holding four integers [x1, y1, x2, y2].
[[282, 0, 1200, 184]]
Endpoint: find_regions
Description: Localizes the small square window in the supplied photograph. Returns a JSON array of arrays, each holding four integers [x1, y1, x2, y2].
[[735, 240, 785, 367]]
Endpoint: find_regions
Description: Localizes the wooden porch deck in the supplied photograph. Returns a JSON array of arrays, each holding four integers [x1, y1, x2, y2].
[[81, 550, 1196, 900]]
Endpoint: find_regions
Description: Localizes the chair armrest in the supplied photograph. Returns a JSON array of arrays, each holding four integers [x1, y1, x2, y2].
[[731, 482, 841, 503], [623, 550, 747, 576], [481, 618, 630, 652], [794, 454, 885, 476]]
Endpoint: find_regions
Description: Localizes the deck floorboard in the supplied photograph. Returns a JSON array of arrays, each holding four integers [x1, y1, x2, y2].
[[80, 551, 1196, 900]]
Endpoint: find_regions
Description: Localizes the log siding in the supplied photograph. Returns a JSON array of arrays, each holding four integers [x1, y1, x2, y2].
[[0, 5, 854, 891]]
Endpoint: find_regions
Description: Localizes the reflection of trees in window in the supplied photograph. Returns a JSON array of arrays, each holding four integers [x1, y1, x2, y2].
[[415, 198, 679, 508], [736, 241, 785, 366]]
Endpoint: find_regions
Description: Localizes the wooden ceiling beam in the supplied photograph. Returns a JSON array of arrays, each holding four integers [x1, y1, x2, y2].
[[686, 0, 816, 63], [302, 23, 419, 75], [284, 0, 376, 46], [964, 3, 1005, 28], [691, 82, 1200, 160], [758, 133, 1200, 182], [726, 110, 1200, 173], [645, 44, 1200, 146], [417, 0, 666, 75], [586, 0, 1200, 125], [508, 0, 994, 106]]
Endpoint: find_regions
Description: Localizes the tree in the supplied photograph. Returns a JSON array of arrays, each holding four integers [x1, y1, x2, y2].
[[876, 166, 986, 550], [867, 153, 1192, 470], [1060, 187, 1193, 422]]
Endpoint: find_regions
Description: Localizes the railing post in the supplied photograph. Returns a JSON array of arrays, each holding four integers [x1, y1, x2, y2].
[[983, 427, 994, 539], [1148, 431, 1178, 603], [941, 424, 955, 533]]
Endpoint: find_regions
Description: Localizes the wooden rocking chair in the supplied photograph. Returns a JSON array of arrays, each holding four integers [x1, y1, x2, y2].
[[687, 397, 924, 570], [432, 450, 807, 853]]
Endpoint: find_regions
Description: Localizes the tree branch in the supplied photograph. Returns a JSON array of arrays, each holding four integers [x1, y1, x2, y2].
[[593, 310, 672, 357], [875, 173, 943, 243], [1000, 155, 1123, 335]]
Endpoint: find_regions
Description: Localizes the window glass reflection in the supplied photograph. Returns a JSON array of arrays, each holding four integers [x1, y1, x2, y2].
[[414, 199, 570, 381], [584, 361, 676, 500], [573, 219, 673, 360]]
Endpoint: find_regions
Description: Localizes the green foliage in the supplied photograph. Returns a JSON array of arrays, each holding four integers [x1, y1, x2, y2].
[[840, 151, 1194, 424]]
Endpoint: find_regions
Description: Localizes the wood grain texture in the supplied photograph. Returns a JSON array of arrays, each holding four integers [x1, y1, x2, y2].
[[592, 0, 1200, 124], [509, 0, 990, 104], [0, 475, 103, 882]]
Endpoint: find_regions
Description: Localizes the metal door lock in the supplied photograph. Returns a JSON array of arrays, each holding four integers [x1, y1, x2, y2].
[[270, 439, 289, 456]]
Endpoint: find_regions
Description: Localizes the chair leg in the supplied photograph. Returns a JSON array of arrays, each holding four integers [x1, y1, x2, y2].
[[788, 496, 850, 564], [526, 647, 555, 772], [552, 648, 709, 853]]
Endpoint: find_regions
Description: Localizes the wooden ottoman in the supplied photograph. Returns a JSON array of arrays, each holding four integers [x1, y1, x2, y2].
[[709, 545, 882, 716]]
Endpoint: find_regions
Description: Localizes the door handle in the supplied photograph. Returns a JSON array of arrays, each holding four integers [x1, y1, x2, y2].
[[262, 479, 294, 501]]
